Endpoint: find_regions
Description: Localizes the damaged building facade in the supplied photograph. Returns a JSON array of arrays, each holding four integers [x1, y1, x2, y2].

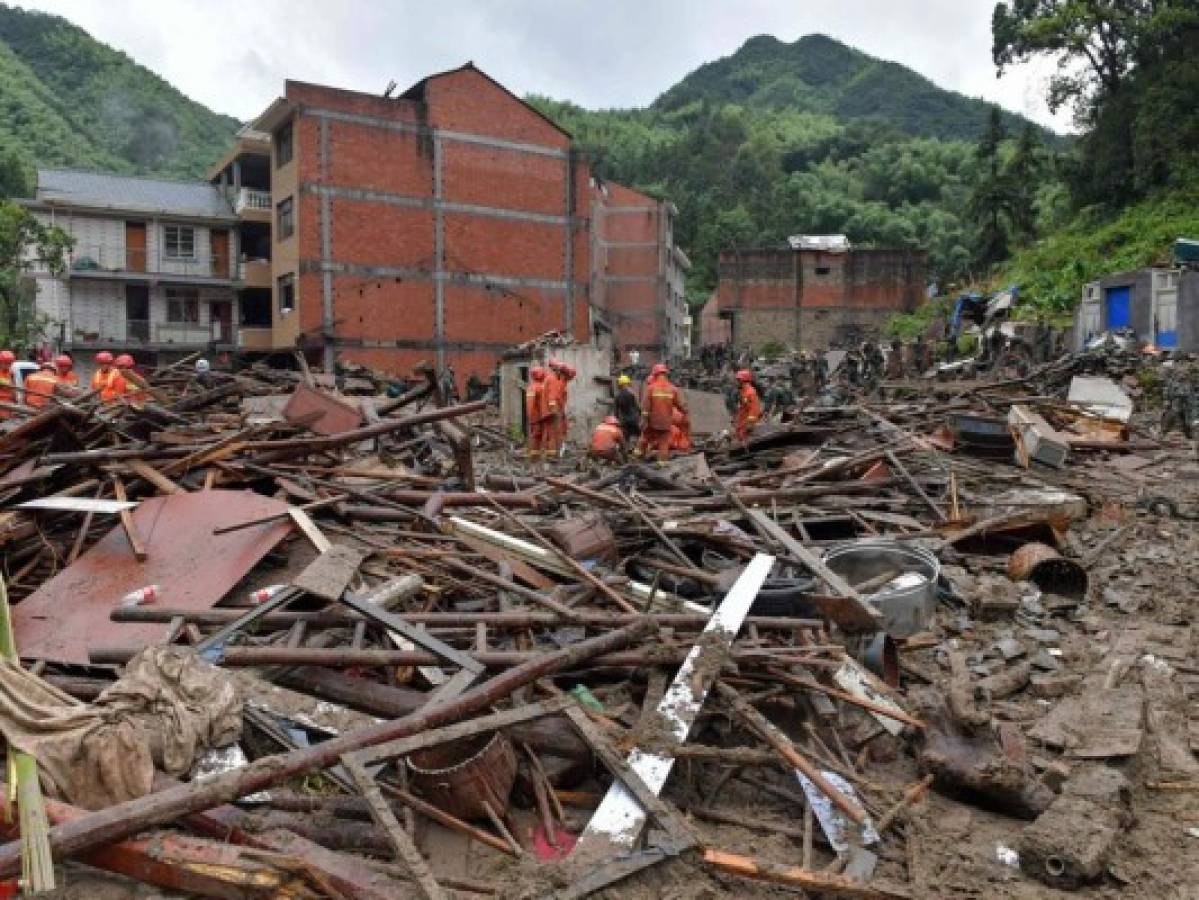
[[1075, 267, 1199, 351], [716, 244, 926, 351], [590, 180, 691, 363], [242, 65, 594, 382]]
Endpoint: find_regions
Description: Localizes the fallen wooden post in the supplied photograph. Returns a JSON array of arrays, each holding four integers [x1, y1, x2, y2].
[[703, 848, 910, 898], [0, 619, 655, 877]]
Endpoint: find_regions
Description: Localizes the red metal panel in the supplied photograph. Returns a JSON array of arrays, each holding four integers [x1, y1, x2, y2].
[[281, 383, 363, 435], [13, 490, 293, 665]]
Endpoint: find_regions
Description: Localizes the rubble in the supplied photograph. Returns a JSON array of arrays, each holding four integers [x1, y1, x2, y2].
[[0, 345, 1193, 898]]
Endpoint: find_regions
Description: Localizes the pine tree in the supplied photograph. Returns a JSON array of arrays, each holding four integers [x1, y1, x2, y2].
[[1004, 124, 1042, 244], [968, 106, 1009, 268]]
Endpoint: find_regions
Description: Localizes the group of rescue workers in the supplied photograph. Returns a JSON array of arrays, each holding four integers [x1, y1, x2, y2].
[[526, 360, 764, 466], [0, 350, 159, 418]]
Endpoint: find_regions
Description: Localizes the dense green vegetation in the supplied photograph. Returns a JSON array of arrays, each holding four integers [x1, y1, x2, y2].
[[531, 33, 1062, 302], [0, 3, 239, 184]]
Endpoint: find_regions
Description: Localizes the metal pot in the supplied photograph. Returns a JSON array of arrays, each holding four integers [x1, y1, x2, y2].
[[823, 541, 940, 638]]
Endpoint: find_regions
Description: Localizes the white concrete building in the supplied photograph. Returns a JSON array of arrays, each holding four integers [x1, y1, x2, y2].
[[21, 169, 240, 366]]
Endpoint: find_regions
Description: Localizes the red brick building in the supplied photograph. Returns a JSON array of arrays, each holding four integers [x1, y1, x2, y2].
[[591, 180, 690, 363], [249, 64, 592, 380], [716, 247, 926, 351]]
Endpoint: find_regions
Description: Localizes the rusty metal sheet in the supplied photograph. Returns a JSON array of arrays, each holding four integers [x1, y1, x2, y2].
[[282, 383, 362, 435], [13, 490, 293, 665]]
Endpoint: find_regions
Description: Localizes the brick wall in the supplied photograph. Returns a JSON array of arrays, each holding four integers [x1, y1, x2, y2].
[[278, 66, 590, 385], [717, 247, 925, 351]]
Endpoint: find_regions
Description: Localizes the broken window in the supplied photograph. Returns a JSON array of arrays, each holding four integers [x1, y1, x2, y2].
[[277, 196, 294, 240], [277, 273, 295, 314], [165, 287, 200, 323]]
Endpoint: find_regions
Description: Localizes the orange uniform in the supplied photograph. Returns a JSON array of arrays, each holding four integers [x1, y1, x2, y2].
[[669, 406, 692, 452], [543, 369, 564, 455], [525, 378, 552, 459], [636, 374, 687, 462], [735, 382, 762, 442], [59, 371, 79, 387], [0, 369, 13, 420], [588, 419, 626, 461], [24, 369, 59, 409], [91, 367, 128, 403]]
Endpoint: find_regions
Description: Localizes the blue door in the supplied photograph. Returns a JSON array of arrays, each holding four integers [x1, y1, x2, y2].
[[1105, 286, 1131, 329]]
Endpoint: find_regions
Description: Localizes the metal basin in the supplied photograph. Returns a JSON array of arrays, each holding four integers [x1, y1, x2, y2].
[[823, 541, 940, 638]]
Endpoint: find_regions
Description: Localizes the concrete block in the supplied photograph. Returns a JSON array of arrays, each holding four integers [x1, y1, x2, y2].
[[1018, 796, 1121, 888]]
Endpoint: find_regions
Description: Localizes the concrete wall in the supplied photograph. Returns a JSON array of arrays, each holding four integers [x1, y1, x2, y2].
[[276, 67, 591, 386], [499, 345, 610, 444], [716, 247, 925, 351], [1077, 268, 1199, 351]]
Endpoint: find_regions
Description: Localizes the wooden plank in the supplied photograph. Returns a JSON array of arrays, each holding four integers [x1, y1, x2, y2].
[[570, 553, 774, 862], [704, 848, 910, 898], [289, 506, 332, 553], [18, 497, 135, 513], [125, 459, 185, 495], [342, 755, 444, 900], [111, 476, 148, 562], [292, 545, 366, 602]]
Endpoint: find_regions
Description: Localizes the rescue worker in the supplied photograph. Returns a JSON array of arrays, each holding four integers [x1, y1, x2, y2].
[[23, 360, 59, 409], [613, 373, 641, 441], [669, 406, 692, 453], [588, 415, 626, 462], [733, 368, 762, 443], [556, 363, 577, 454], [635, 362, 687, 463], [194, 358, 213, 390], [1159, 366, 1195, 439], [115, 354, 146, 408], [524, 366, 552, 464], [55, 354, 79, 387], [0, 350, 16, 419], [91, 351, 127, 403], [544, 360, 566, 457]]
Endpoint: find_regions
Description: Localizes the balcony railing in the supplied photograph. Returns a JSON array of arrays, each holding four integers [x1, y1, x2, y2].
[[69, 244, 233, 280], [235, 188, 272, 214], [74, 318, 233, 346]]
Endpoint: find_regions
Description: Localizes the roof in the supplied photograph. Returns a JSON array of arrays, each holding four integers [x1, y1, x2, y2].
[[31, 169, 235, 220]]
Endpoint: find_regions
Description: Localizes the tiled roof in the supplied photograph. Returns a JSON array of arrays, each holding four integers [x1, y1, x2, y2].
[[34, 169, 234, 219]]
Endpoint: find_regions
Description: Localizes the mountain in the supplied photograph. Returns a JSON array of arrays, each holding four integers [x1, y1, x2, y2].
[[653, 34, 1048, 143], [0, 3, 239, 182]]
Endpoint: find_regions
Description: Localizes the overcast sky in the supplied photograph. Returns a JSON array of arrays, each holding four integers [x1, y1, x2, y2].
[[17, 0, 1070, 131]]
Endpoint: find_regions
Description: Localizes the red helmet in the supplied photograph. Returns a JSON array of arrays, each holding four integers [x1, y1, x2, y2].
[[547, 358, 565, 370], [604, 415, 619, 426], [95, 351, 114, 365], [564, 364, 577, 378], [530, 366, 546, 381], [0, 350, 14, 365], [736, 369, 753, 382], [54, 355, 72, 369], [115, 354, 134, 368], [651, 363, 668, 376]]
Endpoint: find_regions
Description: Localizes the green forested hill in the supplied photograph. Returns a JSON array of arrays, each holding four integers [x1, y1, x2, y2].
[[0, 3, 239, 184], [653, 34, 1046, 143], [529, 35, 1060, 296]]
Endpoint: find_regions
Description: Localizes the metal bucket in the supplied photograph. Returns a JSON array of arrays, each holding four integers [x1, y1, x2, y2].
[[408, 731, 518, 821], [1007, 542, 1088, 597], [823, 541, 940, 638]]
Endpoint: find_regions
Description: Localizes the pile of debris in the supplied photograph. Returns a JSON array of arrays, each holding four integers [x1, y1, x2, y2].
[[0, 350, 1194, 898]]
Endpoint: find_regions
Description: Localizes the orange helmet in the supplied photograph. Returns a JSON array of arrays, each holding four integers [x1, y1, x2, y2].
[[95, 351, 114, 365], [0, 350, 14, 365], [530, 366, 546, 381], [736, 369, 753, 382], [54, 354, 72, 370], [115, 354, 134, 368], [604, 415, 619, 426], [651, 363, 668, 376], [564, 364, 577, 378]]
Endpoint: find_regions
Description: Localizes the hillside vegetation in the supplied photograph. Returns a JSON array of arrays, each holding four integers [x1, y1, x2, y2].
[[0, 3, 239, 187]]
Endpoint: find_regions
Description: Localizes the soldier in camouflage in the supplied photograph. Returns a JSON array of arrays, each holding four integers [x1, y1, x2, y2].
[[1159, 365, 1196, 439]]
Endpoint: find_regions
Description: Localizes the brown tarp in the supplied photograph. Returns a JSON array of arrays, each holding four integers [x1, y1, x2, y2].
[[0, 646, 241, 809]]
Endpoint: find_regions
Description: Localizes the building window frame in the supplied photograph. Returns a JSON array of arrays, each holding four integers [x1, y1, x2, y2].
[[275, 122, 294, 168], [163, 224, 196, 260], [277, 273, 295, 315], [165, 287, 200, 324], [277, 196, 294, 240]]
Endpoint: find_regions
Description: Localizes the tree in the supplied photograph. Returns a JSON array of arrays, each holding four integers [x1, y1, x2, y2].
[[0, 202, 72, 347], [969, 107, 1010, 267], [0, 147, 32, 200], [1004, 123, 1044, 243]]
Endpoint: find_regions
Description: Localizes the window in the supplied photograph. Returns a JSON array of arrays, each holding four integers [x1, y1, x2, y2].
[[277, 196, 294, 239], [275, 122, 294, 168], [277, 273, 295, 314], [166, 287, 200, 323], [163, 225, 195, 259], [814, 265, 831, 276]]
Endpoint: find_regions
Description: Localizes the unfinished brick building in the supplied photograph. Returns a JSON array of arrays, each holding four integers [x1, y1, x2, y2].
[[590, 180, 690, 363], [249, 65, 592, 381], [716, 247, 926, 351]]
